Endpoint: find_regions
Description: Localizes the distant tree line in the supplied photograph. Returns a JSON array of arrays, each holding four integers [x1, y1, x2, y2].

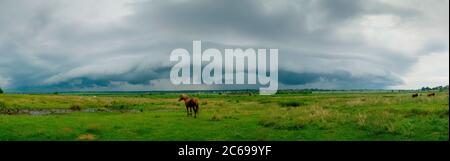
[[420, 85, 449, 92]]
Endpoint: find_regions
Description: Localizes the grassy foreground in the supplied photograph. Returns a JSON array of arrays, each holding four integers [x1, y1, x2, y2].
[[0, 91, 448, 141]]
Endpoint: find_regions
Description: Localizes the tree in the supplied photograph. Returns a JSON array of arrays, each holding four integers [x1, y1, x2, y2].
[[0, 87, 3, 94], [421, 87, 431, 91]]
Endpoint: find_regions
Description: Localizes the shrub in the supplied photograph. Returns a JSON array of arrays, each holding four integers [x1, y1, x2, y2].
[[69, 104, 82, 111], [0, 101, 6, 109], [107, 101, 130, 110], [279, 101, 304, 107]]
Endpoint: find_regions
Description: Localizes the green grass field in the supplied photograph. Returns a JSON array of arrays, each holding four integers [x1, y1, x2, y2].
[[0, 91, 448, 141]]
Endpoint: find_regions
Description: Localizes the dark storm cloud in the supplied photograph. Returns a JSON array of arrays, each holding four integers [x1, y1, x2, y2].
[[16, 67, 171, 93], [0, 0, 448, 92], [279, 70, 402, 89]]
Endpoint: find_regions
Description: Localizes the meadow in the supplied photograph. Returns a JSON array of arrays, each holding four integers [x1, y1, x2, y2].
[[0, 91, 448, 141]]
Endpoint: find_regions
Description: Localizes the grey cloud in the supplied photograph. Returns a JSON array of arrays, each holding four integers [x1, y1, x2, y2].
[[0, 0, 448, 92], [279, 69, 403, 89]]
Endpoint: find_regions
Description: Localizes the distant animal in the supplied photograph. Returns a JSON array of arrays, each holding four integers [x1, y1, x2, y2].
[[179, 94, 199, 118], [412, 93, 419, 98], [427, 93, 436, 97]]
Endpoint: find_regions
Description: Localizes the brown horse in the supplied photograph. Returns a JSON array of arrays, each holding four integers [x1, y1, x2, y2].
[[179, 94, 199, 118], [427, 93, 436, 97], [412, 93, 419, 98]]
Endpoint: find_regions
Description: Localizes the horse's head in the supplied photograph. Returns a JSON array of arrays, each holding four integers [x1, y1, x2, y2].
[[179, 94, 188, 102]]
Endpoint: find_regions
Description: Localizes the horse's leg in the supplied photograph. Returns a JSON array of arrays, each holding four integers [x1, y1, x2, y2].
[[194, 105, 198, 118], [186, 106, 189, 117]]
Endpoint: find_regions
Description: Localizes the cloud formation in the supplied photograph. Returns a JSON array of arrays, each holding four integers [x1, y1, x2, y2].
[[0, 0, 448, 92]]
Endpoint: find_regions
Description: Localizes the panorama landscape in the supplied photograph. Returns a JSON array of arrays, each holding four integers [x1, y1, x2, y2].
[[0, 0, 449, 141]]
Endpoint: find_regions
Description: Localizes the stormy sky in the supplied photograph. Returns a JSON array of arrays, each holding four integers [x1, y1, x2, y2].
[[0, 0, 448, 92]]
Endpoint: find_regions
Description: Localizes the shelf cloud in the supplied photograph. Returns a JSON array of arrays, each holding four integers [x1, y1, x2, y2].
[[0, 0, 448, 92]]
